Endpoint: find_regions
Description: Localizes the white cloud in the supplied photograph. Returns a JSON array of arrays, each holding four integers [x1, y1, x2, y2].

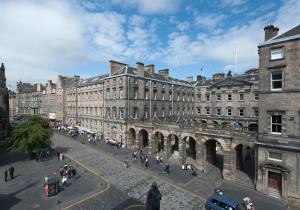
[[221, 0, 247, 6], [129, 15, 146, 26], [111, 0, 181, 14], [194, 14, 227, 29], [164, 0, 300, 73]]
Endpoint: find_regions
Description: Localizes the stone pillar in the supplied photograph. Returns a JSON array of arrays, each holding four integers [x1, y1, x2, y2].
[[179, 139, 186, 164], [136, 131, 142, 148], [223, 150, 233, 181], [164, 137, 171, 160], [196, 139, 205, 171], [148, 133, 153, 155]]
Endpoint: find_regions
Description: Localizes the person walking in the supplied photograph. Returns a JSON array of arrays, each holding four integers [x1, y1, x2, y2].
[[164, 163, 170, 175], [145, 155, 149, 167], [9, 166, 14, 179], [4, 170, 8, 182], [156, 154, 160, 165]]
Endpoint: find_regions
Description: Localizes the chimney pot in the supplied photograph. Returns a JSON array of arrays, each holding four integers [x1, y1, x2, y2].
[[264, 24, 279, 41]]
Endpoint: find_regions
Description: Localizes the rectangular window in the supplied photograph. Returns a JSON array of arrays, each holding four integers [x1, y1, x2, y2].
[[239, 109, 244, 117], [197, 107, 201, 115], [268, 151, 282, 162], [154, 91, 157, 100], [271, 71, 283, 90], [254, 93, 259, 100], [119, 89, 124, 99], [271, 47, 283, 60], [217, 94, 221, 101], [134, 89, 138, 99], [227, 108, 232, 116], [254, 108, 259, 118], [145, 90, 149, 99], [120, 109, 124, 119], [239, 94, 244, 101], [197, 94, 201, 101], [271, 115, 282, 134], [206, 108, 210, 115], [228, 94, 232, 101], [206, 94, 210, 101], [217, 108, 221, 116], [162, 92, 165, 100]]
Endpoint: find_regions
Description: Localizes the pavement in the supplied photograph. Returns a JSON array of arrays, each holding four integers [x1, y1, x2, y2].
[[53, 132, 288, 210]]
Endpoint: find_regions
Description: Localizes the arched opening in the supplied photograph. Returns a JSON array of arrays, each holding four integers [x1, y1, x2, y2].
[[185, 136, 196, 160], [213, 121, 219, 129], [138, 129, 149, 148], [128, 128, 136, 146], [235, 144, 255, 184], [205, 139, 223, 172], [167, 134, 179, 159], [154, 131, 164, 153], [248, 123, 258, 132]]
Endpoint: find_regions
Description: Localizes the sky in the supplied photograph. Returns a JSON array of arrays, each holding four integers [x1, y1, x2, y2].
[[1, 0, 300, 89]]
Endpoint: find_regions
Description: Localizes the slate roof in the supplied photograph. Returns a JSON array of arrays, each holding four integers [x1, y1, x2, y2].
[[211, 77, 254, 88], [77, 74, 108, 87], [274, 25, 300, 40]]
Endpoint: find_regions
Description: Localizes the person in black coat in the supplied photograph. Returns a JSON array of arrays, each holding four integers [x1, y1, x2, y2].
[[9, 166, 14, 179], [5, 170, 8, 182], [146, 181, 161, 210]]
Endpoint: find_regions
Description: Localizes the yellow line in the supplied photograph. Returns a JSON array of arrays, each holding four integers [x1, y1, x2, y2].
[[61, 154, 111, 210], [63, 135, 203, 200], [123, 204, 145, 210]]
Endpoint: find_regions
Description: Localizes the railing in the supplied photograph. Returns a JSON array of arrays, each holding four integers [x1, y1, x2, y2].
[[130, 118, 257, 139]]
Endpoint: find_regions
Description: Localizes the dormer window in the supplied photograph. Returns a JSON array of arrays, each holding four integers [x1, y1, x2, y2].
[[270, 47, 283, 60]]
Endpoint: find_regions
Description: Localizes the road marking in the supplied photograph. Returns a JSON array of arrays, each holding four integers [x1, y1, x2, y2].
[[123, 204, 145, 210], [56, 133, 204, 201], [60, 154, 111, 210]]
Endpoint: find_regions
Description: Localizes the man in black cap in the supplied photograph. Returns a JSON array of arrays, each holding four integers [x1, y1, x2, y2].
[[146, 181, 162, 210]]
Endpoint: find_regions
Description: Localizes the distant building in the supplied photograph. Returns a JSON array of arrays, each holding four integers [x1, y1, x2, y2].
[[0, 63, 9, 141], [8, 90, 16, 118], [256, 24, 300, 206]]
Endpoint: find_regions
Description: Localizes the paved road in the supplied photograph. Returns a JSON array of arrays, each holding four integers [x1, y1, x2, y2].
[[55, 132, 288, 210], [53, 133, 205, 210]]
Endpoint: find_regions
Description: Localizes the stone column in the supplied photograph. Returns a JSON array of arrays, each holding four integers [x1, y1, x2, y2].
[[223, 150, 233, 181], [148, 133, 153, 155], [164, 137, 171, 160], [136, 131, 141, 148], [196, 139, 205, 171], [179, 139, 186, 164]]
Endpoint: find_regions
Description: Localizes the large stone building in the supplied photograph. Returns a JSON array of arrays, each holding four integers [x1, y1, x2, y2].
[[0, 63, 9, 141], [256, 24, 300, 205], [16, 82, 42, 115]]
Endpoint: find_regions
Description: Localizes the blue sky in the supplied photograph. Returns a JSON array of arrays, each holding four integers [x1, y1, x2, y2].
[[1, 0, 300, 89]]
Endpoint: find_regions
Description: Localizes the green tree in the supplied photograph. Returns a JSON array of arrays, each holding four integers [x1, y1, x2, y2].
[[6, 115, 53, 153]]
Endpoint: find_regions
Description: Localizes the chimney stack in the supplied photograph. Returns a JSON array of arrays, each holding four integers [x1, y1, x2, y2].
[[145, 64, 155, 76], [159, 69, 169, 79], [136, 62, 144, 77], [186, 76, 193, 82], [264, 24, 279, 41]]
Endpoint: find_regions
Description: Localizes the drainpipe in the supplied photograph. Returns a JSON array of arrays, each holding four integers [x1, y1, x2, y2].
[[171, 84, 174, 115], [150, 80, 152, 120]]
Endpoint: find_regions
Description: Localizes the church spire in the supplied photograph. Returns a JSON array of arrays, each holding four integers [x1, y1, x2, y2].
[[0, 63, 5, 70]]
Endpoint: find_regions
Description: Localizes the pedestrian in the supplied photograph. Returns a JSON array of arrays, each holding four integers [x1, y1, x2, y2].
[[191, 167, 197, 176], [124, 159, 129, 170], [56, 152, 60, 160], [145, 156, 149, 167], [62, 176, 67, 187], [72, 168, 77, 179], [59, 166, 64, 177], [164, 163, 170, 175], [4, 170, 8, 182], [146, 181, 161, 210], [159, 157, 163, 164], [9, 166, 14, 179], [156, 154, 160, 165]]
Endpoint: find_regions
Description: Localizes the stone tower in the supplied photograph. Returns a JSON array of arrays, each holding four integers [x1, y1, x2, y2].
[[0, 63, 9, 141]]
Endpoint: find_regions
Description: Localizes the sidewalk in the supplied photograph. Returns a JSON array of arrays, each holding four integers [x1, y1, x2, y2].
[[56, 132, 287, 210]]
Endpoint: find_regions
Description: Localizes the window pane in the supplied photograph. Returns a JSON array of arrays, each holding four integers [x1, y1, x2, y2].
[[271, 48, 283, 60], [272, 81, 282, 89], [272, 73, 282, 80], [269, 152, 282, 161]]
